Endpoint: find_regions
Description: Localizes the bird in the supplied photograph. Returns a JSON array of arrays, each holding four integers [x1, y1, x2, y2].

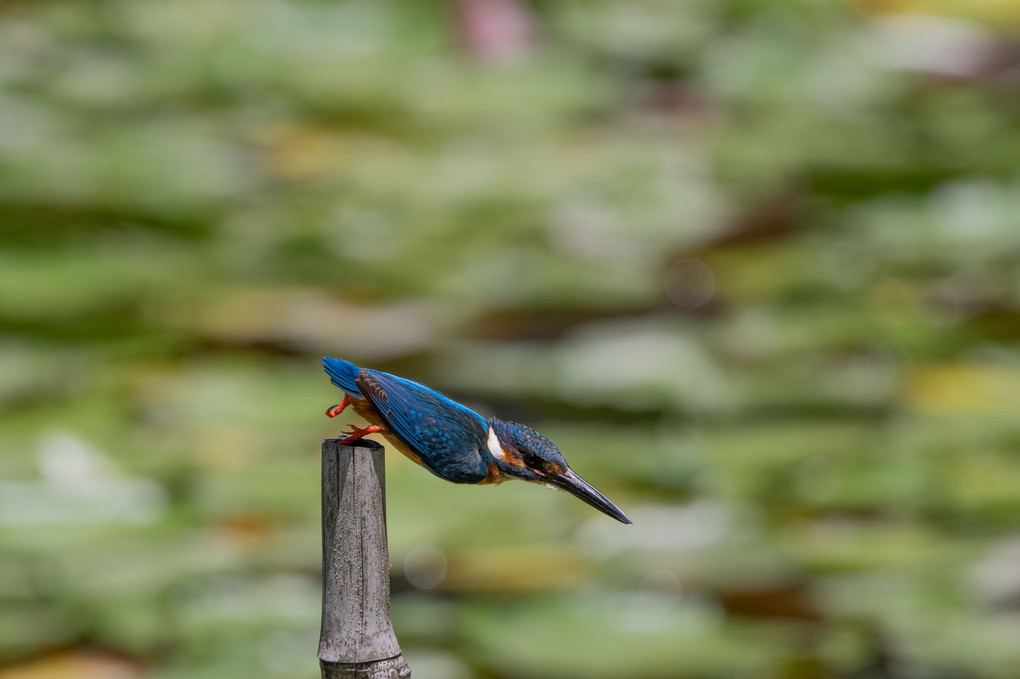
[[322, 356, 631, 524]]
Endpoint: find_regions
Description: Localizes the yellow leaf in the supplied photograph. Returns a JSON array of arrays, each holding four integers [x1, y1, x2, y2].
[[0, 653, 141, 679], [852, 0, 1020, 30], [906, 363, 1020, 416]]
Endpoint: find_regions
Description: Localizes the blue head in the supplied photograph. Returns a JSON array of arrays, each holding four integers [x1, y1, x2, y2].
[[487, 419, 631, 524]]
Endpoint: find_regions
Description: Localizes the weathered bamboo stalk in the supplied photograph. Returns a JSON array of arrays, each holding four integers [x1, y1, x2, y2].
[[320, 439, 410, 679]]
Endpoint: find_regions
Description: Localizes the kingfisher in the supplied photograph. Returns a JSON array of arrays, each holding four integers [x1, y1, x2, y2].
[[322, 356, 631, 524]]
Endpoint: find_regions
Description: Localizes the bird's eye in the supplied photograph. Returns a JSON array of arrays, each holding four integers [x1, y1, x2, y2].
[[522, 451, 541, 468]]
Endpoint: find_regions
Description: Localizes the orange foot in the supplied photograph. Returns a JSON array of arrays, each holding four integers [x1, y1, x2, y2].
[[325, 394, 351, 418], [337, 424, 382, 445]]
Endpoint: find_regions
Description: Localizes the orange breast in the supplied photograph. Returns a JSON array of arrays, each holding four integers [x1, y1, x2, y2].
[[477, 460, 505, 485]]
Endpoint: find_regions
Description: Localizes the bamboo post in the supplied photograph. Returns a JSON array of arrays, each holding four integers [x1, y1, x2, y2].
[[319, 439, 411, 679]]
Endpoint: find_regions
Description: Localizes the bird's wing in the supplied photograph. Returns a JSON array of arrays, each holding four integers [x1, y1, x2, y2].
[[356, 370, 491, 483]]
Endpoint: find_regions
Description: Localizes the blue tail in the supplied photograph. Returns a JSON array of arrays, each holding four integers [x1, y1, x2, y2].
[[322, 356, 364, 397]]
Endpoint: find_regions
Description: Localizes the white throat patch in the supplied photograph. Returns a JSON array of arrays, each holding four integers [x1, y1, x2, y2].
[[486, 426, 506, 461]]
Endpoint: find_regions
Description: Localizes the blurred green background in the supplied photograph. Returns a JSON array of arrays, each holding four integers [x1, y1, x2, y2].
[[2, 0, 1020, 677]]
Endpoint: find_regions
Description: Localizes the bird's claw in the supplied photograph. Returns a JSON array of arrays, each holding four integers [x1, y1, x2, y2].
[[325, 395, 351, 418], [336, 424, 382, 445]]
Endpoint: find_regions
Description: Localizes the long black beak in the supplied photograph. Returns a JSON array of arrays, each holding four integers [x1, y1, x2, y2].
[[548, 468, 632, 524]]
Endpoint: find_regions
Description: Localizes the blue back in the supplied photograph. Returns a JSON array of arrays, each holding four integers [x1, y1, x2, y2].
[[322, 357, 491, 483]]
